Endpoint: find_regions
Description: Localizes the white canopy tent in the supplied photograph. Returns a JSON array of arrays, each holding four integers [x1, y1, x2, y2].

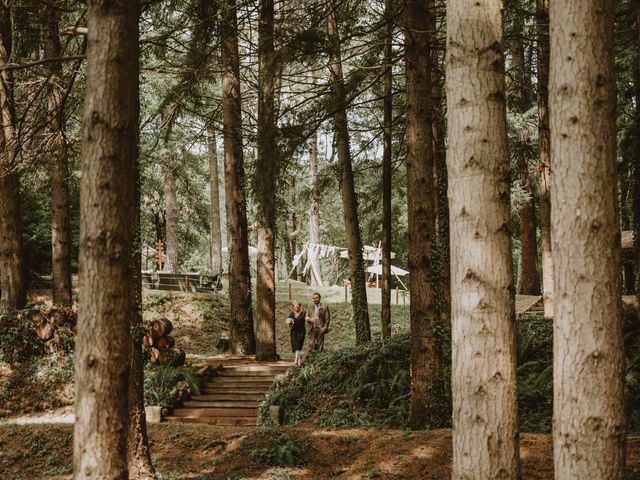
[[365, 263, 409, 290], [365, 264, 408, 276]]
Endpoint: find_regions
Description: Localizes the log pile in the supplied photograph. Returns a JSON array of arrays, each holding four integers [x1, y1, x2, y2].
[[143, 318, 186, 367], [31, 306, 77, 353]]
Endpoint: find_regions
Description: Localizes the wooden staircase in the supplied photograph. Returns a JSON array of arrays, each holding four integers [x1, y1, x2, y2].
[[166, 359, 290, 426], [518, 296, 545, 320]]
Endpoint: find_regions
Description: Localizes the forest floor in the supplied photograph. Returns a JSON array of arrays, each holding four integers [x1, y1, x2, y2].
[[5, 422, 640, 479], [2, 289, 640, 479]]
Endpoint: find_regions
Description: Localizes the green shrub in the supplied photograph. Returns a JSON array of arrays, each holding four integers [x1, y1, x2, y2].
[[250, 432, 308, 467], [263, 312, 640, 433], [0, 311, 45, 363], [143, 365, 200, 409]]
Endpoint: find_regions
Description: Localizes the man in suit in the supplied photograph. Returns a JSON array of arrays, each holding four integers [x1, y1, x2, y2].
[[306, 292, 330, 351]]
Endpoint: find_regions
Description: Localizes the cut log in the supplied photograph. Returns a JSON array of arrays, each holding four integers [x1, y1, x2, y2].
[[149, 347, 161, 364], [51, 308, 66, 327], [148, 318, 173, 338], [35, 320, 55, 341], [157, 347, 186, 367]]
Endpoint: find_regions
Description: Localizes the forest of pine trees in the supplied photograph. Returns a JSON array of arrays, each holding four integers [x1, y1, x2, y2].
[[0, 0, 638, 477]]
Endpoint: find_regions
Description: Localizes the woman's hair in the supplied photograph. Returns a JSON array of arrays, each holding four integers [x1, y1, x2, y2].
[[292, 300, 300, 307]]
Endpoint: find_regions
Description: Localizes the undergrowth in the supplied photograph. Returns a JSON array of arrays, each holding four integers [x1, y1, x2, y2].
[[143, 364, 200, 409], [261, 306, 640, 434]]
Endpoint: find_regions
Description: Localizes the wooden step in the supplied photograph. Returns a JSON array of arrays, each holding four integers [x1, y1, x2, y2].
[[165, 416, 257, 426], [172, 407, 258, 417], [208, 376, 275, 383], [204, 383, 272, 391], [183, 400, 259, 408], [216, 370, 284, 377], [192, 393, 266, 401]]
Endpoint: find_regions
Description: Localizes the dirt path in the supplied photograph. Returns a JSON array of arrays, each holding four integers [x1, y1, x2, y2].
[[2, 423, 640, 479]]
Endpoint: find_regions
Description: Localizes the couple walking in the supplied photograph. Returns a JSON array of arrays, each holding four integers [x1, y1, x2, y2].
[[287, 292, 331, 366]]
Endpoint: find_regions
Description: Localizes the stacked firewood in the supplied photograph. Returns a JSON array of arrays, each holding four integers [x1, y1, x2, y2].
[[143, 318, 185, 367], [31, 306, 77, 352]]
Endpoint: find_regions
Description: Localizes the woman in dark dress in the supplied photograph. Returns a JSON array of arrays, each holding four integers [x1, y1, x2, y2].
[[288, 300, 306, 366]]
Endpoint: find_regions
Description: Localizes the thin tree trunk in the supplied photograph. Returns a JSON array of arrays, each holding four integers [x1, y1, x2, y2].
[[308, 129, 322, 286], [634, 0, 640, 300], [127, 147, 155, 480], [430, 0, 450, 327], [255, 0, 277, 361], [208, 125, 223, 275], [73, 1, 138, 477], [537, 0, 553, 316], [162, 105, 178, 273], [517, 160, 541, 295], [43, 1, 72, 306], [405, 0, 441, 429], [550, 1, 625, 477], [221, 0, 255, 354], [0, 5, 26, 314], [447, 1, 520, 477], [510, 0, 540, 296], [380, 0, 393, 341], [325, 0, 371, 345]]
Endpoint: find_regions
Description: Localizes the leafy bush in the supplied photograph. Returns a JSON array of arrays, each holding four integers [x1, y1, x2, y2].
[[250, 431, 308, 467], [262, 311, 640, 433], [143, 365, 200, 409], [0, 311, 45, 363], [260, 335, 413, 428]]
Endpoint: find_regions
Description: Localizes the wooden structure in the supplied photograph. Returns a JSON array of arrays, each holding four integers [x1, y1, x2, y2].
[[141, 271, 222, 293]]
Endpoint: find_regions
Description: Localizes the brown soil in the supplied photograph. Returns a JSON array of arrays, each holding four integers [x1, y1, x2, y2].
[[1, 424, 640, 479]]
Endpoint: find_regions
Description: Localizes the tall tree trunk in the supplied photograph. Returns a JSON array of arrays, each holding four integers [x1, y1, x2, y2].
[[537, 0, 553, 316], [510, 0, 540, 296], [208, 125, 223, 275], [43, 1, 72, 306], [405, 0, 441, 429], [430, 0, 450, 327], [325, 0, 371, 345], [634, 0, 640, 300], [308, 129, 322, 286], [380, 0, 393, 341], [221, 0, 255, 354], [0, 5, 25, 314], [516, 159, 541, 295], [127, 148, 155, 480], [447, 1, 520, 477], [255, 0, 277, 361], [163, 166, 178, 272], [73, 1, 138, 477], [550, 1, 625, 477], [162, 105, 178, 273]]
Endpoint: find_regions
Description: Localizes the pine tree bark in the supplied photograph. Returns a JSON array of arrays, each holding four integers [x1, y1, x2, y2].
[[308, 128, 322, 286], [221, 0, 256, 354], [550, 1, 625, 477], [208, 125, 223, 275], [325, 0, 371, 345], [43, 1, 72, 306], [429, 0, 450, 327], [634, 0, 640, 300], [162, 105, 178, 273], [510, 1, 540, 296], [255, 0, 277, 361], [380, 0, 393, 341], [537, 0, 553, 316], [447, 1, 520, 477], [127, 148, 155, 480], [405, 0, 441, 429], [73, 1, 138, 478], [0, 5, 25, 314]]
